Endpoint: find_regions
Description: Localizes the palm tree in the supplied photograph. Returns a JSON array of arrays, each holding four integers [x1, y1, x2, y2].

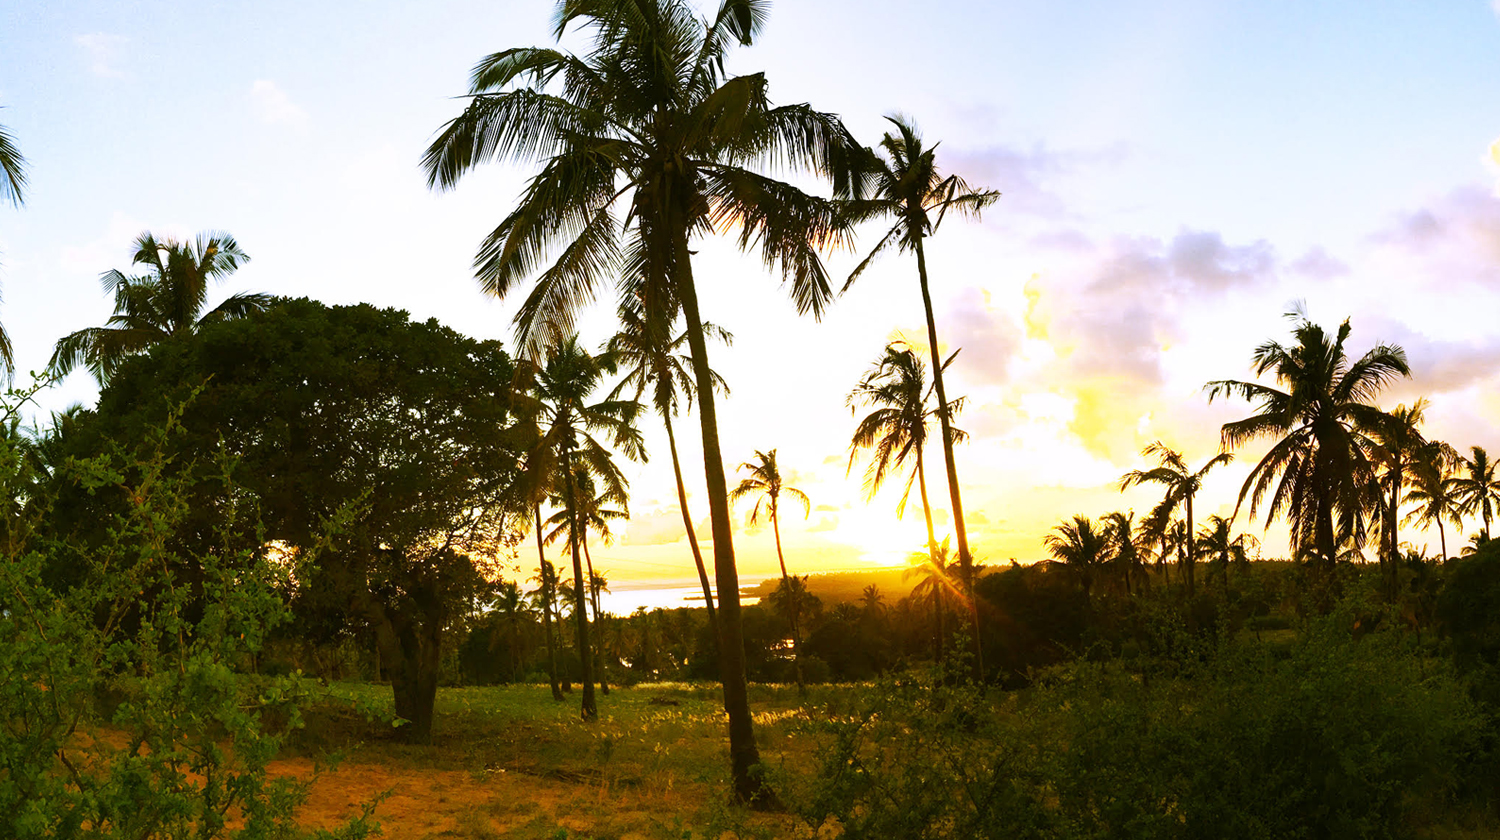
[[1206, 312, 1408, 571], [1101, 510, 1143, 596], [1197, 515, 1258, 594], [1403, 441, 1462, 561], [732, 448, 810, 691], [1044, 515, 1109, 604], [529, 557, 566, 699], [1366, 400, 1441, 575], [422, 0, 859, 803], [904, 537, 958, 662], [608, 301, 729, 638], [847, 341, 964, 571], [839, 117, 998, 674], [515, 336, 643, 721], [1118, 442, 1232, 597], [545, 466, 627, 695], [489, 580, 533, 682], [0, 116, 27, 377], [51, 231, 270, 384], [1451, 446, 1500, 540]]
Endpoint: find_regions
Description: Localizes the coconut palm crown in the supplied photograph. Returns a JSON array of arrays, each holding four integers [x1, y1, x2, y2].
[[50, 231, 269, 384]]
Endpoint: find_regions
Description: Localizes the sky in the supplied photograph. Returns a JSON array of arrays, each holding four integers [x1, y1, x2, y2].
[[4, 1, 1500, 597]]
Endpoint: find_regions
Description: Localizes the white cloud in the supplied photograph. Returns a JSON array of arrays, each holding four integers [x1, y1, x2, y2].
[[75, 33, 127, 79], [249, 80, 306, 125]]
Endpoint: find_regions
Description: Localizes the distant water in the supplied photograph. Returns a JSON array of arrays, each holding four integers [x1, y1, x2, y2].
[[598, 579, 763, 614]]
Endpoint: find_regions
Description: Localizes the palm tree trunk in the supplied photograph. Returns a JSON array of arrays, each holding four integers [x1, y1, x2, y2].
[[665, 410, 718, 637], [674, 236, 769, 806], [582, 533, 608, 696], [537, 506, 563, 702], [1439, 517, 1448, 561], [773, 507, 804, 695], [917, 449, 938, 562], [1184, 494, 1196, 598], [564, 461, 597, 721], [913, 236, 982, 678]]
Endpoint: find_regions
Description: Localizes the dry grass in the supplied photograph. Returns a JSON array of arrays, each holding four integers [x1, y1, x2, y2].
[[281, 681, 854, 839]]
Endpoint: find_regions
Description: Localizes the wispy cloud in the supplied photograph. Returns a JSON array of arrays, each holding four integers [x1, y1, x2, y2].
[[75, 33, 127, 79], [249, 80, 306, 125]]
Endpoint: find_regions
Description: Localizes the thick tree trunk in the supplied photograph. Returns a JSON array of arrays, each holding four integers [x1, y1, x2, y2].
[[675, 236, 770, 806], [537, 506, 564, 701], [565, 460, 597, 721], [913, 237, 982, 678], [370, 589, 443, 745], [665, 411, 718, 639]]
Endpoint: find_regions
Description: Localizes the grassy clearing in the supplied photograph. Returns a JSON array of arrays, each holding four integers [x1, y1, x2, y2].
[[285, 681, 848, 839]]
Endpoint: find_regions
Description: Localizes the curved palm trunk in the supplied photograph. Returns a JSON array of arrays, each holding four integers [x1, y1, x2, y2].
[[564, 463, 597, 721], [771, 506, 804, 695], [664, 411, 718, 638], [582, 533, 608, 696], [1438, 518, 1448, 561], [674, 238, 769, 806], [536, 506, 563, 702], [913, 237, 982, 678]]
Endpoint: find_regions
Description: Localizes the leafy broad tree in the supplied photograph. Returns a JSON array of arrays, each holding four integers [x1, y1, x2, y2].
[[422, 0, 861, 803], [839, 116, 999, 674], [83, 298, 520, 743], [1118, 442, 1232, 597], [50, 232, 270, 384], [1207, 313, 1408, 574]]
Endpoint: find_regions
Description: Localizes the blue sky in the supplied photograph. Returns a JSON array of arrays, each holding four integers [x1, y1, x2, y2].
[[3, 1, 1499, 584]]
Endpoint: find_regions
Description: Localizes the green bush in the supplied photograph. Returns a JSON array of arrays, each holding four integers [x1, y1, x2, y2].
[[792, 604, 1483, 839], [0, 390, 374, 839]]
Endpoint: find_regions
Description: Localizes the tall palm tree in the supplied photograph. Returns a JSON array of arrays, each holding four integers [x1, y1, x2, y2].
[[51, 231, 270, 384], [515, 336, 643, 721], [1044, 515, 1109, 604], [1451, 446, 1500, 540], [0, 117, 27, 377], [1101, 510, 1142, 596], [1403, 441, 1462, 560], [1366, 400, 1440, 574], [839, 117, 998, 674], [1206, 313, 1408, 571], [904, 537, 958, 662], [732, 448, 809, 691], [529, 557, 566, 699], [545, 466, 627, 695], [1118, 442, 1232, 597], [422, 0, 859, 803], [608, 300, 729, 637], [847, 341, 964, 570]]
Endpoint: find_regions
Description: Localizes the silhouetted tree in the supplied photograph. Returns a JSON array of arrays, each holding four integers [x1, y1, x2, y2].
[[1207, 311, 1408, 573], [51, 232, 270, 384]]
